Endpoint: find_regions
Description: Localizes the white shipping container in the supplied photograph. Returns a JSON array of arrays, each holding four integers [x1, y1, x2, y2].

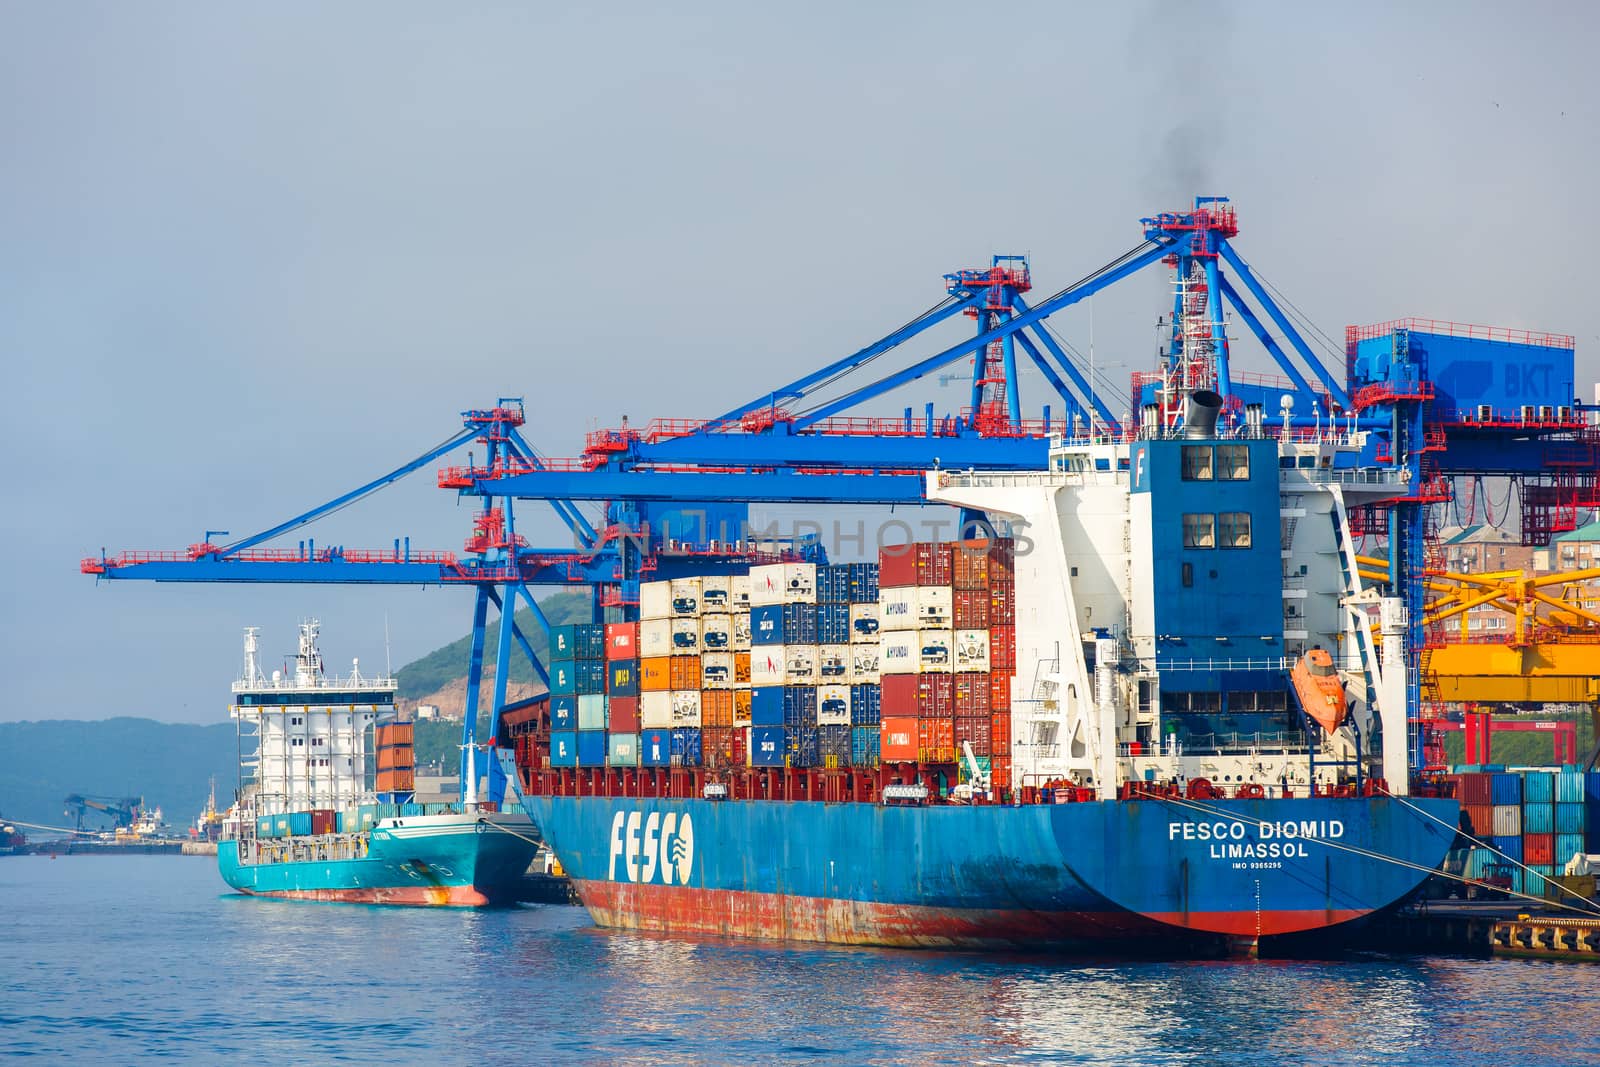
[[750, 646, 787, 686], [916, 587, 953, 628], [639, 619, 673, 659], [848, 643, 880, 684], [700, 575, 732, 613], [849, 603, 880, 643], [577, 694, 608, 731], [818, 684, 852, 725], [879, 632, 918, 675], [917, 628, 954, 674], [749, 562, 817, 606], [670, 618, 701, 655], [783, 644, 819, 684], [701, 651, 735, 690], [878, 587, 919, 632], [732, 611, 752, 651], [953, 629, 991, 672], [700, 613, 733, 651], [1492, 804, 1522, 837], [816, 643, 850, 682], [639, 580, 673, 621], [668, 577, 703, 617], [640, 691, 674, 729], [730, 574, 752, 611], [670, 689, 702, 727]]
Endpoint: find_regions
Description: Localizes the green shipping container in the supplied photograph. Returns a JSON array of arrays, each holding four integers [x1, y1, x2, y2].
[[608, 732, 641, 767]]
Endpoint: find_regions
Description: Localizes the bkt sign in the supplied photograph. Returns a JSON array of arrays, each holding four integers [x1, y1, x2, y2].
[[608, 810, 695, 886]]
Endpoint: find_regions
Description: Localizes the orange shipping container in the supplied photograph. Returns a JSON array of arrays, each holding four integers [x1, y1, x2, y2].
[[669, 655, 701, 690], [377, 746, 414, 772], [989, 673, 1011, 711], [702, 689, 735, 728], [880, 716, 919, 762], [989, 755, 1012, 792], [376, 769, 414, 791], [640, 656, 672, 692], [733, 689, 753, 725], [734, 651, 751, 685], [918, 718, 955, 763]]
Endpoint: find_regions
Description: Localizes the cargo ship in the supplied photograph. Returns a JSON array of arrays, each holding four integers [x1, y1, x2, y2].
[[508, 386, 1465, 952], [219, 621, 539, 906]]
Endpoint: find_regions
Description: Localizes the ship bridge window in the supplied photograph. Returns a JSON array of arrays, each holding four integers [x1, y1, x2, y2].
[[1182, 445, 1214, 480], [1182, 513, 1215, 549], [1218, 512, 1252, 548], [1217, 444, 1250, 480]]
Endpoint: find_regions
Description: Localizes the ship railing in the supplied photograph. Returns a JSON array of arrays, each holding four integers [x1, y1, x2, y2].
[[1279, 467, 1411, 488], [1139, 655, 1295, 672], [935, 470, 1118, 490], [1156, 732, 1312, 755]]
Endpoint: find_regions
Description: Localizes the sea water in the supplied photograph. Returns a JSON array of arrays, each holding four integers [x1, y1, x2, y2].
[[1, 855, 1596, 1065]]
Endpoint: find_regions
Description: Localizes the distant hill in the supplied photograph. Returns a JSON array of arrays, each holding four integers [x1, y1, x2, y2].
[[0, 718, 237, 839], [0, 593, 597, 836]]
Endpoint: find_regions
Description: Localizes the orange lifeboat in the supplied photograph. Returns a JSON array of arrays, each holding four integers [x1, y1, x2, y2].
[[1291, 648, 1347, 733]]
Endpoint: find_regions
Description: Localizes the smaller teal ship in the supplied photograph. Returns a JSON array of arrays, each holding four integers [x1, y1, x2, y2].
[[218, 622, 539, 906]]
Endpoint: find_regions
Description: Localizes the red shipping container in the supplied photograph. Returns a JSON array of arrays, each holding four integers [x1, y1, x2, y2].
[[990, 754, 1012, 790], [989, 673, 1011, 711], [954, 673, 989, 717], [608, 696, 640, 734], [989, 626, 1016, 671], [702, 726, 739, 768], [918, 542, 954, 586], [954, 589, 991, 630], [1455, 773, 1493, 807], [1463, 804, 1494, 839], [878, 544, 921, 588], [990, 711, 1011, 755], [881, 673, 920, 717], [1525, 832, 1554, 866], [605, 622, 639, 660], [954, 714, 992, 755], [310, 809, 336, 835], [953, 541, 989, 589], [881, 717, 919, 762], [918, 717, 955, 762], [989, 587, 1016, 626]]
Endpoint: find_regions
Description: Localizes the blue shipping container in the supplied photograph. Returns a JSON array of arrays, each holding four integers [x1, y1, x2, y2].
[[850, 684, 882, 726], [817, 564, 851, 604], [818, 603, 850, 644], [1523, 770, 1554, 804], [1587, 772, 1600, 802], [551, 695, 578, 731], [751, 686, 817, 728], [1490, 835, 1522, 863], [1523, 802, 1554, 835], [255, 815, 275, 838], [848, 562, 879, 604], [819, 723, 852, 763], [288, 812, 313, 836], [785, 727, 820, 768], [550, 624, 581, 662], [1556, 802, 1586, 835], [750, 604, 818, 646], [550, 731, 579, 768], [1490, 773, 1522, 806], [750, 726, 785, 767], [1556, 769, 1585, 804], [641, 728, 673, 767], [577, 660, 607, 696], [550, 661, 578, 696], [1555, 833, 1585, 864], [851, 725, 881, 766], [400, 803, 425, 817], [576, 730, 608, 767], [608, 659, 640, 697], [671, 727, 703, 767]]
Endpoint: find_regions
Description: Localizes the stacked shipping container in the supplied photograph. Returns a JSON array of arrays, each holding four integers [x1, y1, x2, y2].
[[878, 539, 1015, 785], [1453, 767, 1600, 897]]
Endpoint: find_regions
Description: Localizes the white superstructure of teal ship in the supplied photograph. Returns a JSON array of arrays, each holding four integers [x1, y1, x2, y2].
[[219, 621, 540, 905]]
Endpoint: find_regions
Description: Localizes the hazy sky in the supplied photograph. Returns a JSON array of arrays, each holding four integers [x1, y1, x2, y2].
[[4, 3, 1596, 724]]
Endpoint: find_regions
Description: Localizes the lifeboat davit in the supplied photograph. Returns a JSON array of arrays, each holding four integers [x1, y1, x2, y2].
[[1291, 648, 1347, 734]]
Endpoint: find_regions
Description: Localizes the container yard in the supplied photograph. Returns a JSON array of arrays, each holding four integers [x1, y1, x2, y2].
[[80, 196, 1600, 957]]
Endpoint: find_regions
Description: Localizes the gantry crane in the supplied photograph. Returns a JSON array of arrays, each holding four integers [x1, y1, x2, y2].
[[82, 197, 1596, 797]]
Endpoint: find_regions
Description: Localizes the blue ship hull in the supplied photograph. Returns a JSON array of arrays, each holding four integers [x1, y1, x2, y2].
[[521, 793, 1457, 948], [219, 814, 540, 906]]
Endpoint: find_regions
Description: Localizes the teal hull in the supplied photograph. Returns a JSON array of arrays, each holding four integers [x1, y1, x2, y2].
[[219, 815, 540, 906]]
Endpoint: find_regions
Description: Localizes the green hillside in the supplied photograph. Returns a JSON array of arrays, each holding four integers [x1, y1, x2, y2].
[[0, 717, 238, 838], [1442, 712, 1595, 768], [395, 590, 590, 699]]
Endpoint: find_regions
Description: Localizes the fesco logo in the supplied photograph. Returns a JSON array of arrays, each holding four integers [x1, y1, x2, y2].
[[608, 810, 695, 885]]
